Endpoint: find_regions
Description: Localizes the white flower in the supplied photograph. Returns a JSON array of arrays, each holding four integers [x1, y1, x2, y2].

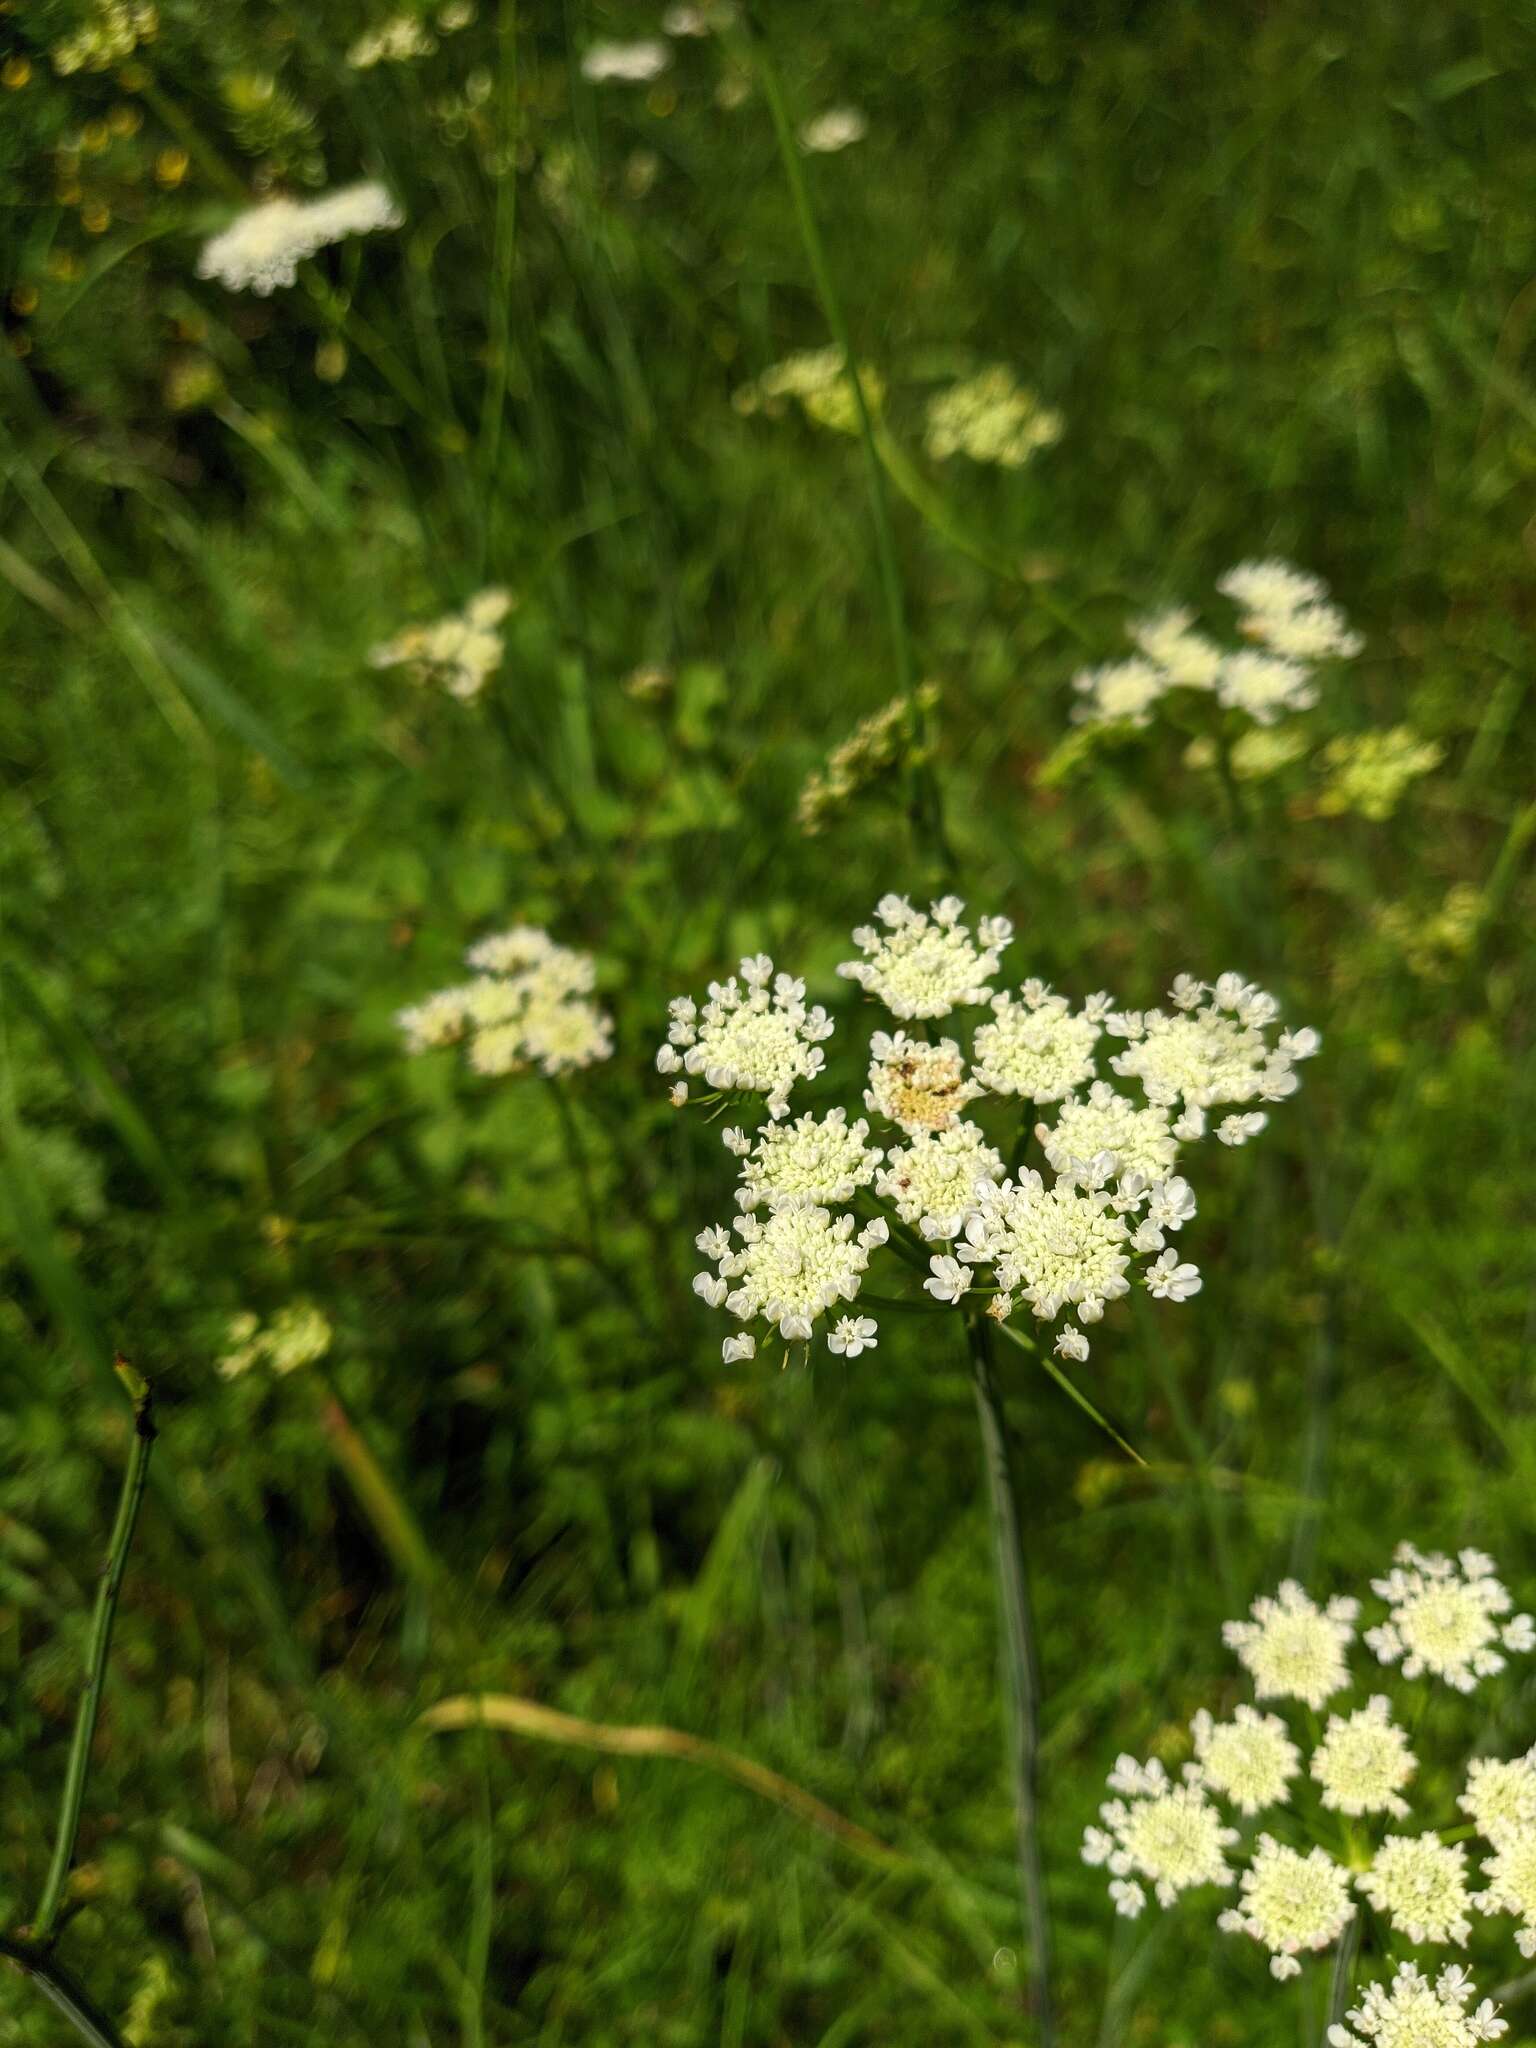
[[669, 1082, 689, 1107], [924, 367, 1062, 469], [972, 985, 1102, 1103], [827, 1315, 878, 1358], [1477, 1829, 1536, 1957], [1218, 1835, 1353, 1980], [721, 1332, 756, 1364], [1036, 1082, 1179, 1182], [1216, 650, 1318, 725], [1081, 1754, 1237, 1914], [957, 1172, 1134, 1331], [1129, 608, 1225, 691], [875, 1120, 1004, 1238], [197, 182, 403, 295], [401, 926, 611, 1078], [1071, 657, 1168, 727], [1366, 1544, 1535, 1693], [1356, 1833, 1473, 1946], [799, 107, 867, 153], [864, 1032, 981, 1134], [702, 1205, 872, 1345], [580, 38, 670, 81], [370, 589, 514, 702], [1311, 1697, 1416, 1819], [1222, 1579, 1358, 1709], [1055, 1326, 1090, 1363], [1218, 559, 1330, 619], [1217, 1111, 1268, 1145], [837, 895, 1010, 1019], [1107, 975, 1309, 1113], [1461, 1750, 1536, 1847], [663, 957, 833, 1118], [1144, 1249, 1201, 1302], [1191, 1705, 1300, 1817], [1328, 1961, 1506, 2048], [1250, 601, 1363, 662], [924, 1255, 971, 1305], [692, 1272, 728, 1308], [735, 1109, 883, 1211]]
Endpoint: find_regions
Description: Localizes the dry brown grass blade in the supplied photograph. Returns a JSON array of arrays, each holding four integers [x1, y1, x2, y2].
[[420, 1694, 904, 1868]]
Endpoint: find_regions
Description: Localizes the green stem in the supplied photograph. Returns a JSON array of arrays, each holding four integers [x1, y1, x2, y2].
[[1325, 1913, 1361, 2034], [965, 1321, 1055, 2044], [33, 1363, 156, 1946], [0, 1936, 129, 2048], [477, 0, 520, 557]]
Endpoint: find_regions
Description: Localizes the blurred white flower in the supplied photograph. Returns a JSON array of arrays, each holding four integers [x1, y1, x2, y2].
[[197, 181, 402, 294], [581, 38, 670, 82], [799, 106, 867, 153]]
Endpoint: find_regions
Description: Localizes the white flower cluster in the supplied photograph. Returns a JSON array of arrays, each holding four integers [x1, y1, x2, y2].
[[1084, 1543, 1536, 2008], [399, 925, 612, 1079], [580, 38, 671, 82], [1071, 560, 1361, 731], [663, 899, 1314, 1363], [799, 107, 868, 153], [923, 366, 1063, 469], [196, 182, 403, 295], [368, 590, 514, 702]]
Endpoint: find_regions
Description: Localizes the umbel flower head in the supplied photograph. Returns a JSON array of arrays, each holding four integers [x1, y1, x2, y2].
[[196, 181, 403, 294], [734, 347, 885, 435], [663, 901, 1315, 1363], [1071, 559, 1360, 734], [923, 366, 1063, 469], [1366, 1545, 1535, 1692], [1084, 1541, 1536, 2008], [399, 925, 612, 1079], [369, 590, 514, 702]]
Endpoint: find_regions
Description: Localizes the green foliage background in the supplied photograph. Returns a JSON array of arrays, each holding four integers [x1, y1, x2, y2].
[[1, 1, 1534, 2041]]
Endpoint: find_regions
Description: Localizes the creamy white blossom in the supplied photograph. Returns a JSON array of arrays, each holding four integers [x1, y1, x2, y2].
[[197, 182, 402, 294], [661, 955, 833, 1119], [924, 366, 1062, 469], [1218, 558, 1330, 619], [1223, 1579, 1358, 1709], [1129, 608, 1224, 690], [1218, 1835, 1353, 1979], [827, 1314, 879, 1358], [369, 589, 513, 701], [695, 1204, 884, 1345], [399, 925, 611, 1078], [1191, 1705, 1300, 1816], [799, 107, 867, 152], [972, 983, 1105, 1103], [1356, 1833, 1473, 1946], [734, 1109, 882, 1212], [1216, 649, 1319, 725], [874, 1121, 1004, 1238], [1081, 1754, 1237, 1917], [580, 38, 670, 81], [1367, 1544, 1536, 1693], [1477, 1829, 1536, 1957], [1108, 974, 1315, 1113], [837, 895, 1011, 1019], [864, 1031, 981, 1134], [1311, 1697, 1416, 1819], [1327, 1962, 1506, 2048], [954, 1169, 1133, 1331], [1071, 657, 1167, 727], [1461, 1750, 1536, 1847], [1038, 1084, 1179, 1182]]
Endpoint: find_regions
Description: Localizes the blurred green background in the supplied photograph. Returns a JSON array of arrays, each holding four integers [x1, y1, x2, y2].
[[2, 0, 1534, 2041]]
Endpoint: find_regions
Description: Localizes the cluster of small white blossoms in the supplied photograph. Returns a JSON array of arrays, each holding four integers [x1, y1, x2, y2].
[[219, 1301, 332, 1380], [800, 107, 868, 153], [580, 38, 671, 82], [733, 347, 885, 435], [1071, 559, 1361, 732], [1083, 1544, 1536, 2018], [196, 182, 403, 295], [660, 896, 1315, 1363], [368, 590, 514, 702], [923, 366, 1064, 470], [399, 926, 612, 1079]]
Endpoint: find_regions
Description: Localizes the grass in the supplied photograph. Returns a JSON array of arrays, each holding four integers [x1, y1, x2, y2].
[[2, 1, 1536, 2042]]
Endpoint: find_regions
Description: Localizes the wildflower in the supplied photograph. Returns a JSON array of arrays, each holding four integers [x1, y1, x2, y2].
[[1191, 1705, 1300, 1816], [1252, 601, 1363, 661], [954, 1170, 1133, 1336], [401, 925, 612, 1079], [1071, 657, 1168, 727], [827, 1314, 878, 1358], [875, 1121, 1004, 1238], [1107, 974, 1315, 1114], [1366, 1544, 1536, 1694], [1217, 1111, 1268, 1145], [924, 1254, 971, 1305], [1223, 1579, 1358, 1709], [1185, 725, 1312, 781], [1316, 729, 1442, 822], [721, 1332, 756, 1364], [1218, 1835, 1353, 1979], [1145, 1248, 1200, 1301], [1081, 1754, 1238, 1917], [1461, 1750, 1536, 1847], [348, 15, 436, 66], [196, 182, 403, 295], [1055, 1326, 1089, 1362], [1218, 559, 1330, 620], [660, 956, 833, 1119], [864, 1031, 980, 1134], [1215, 650, 1318, 725], [580, 39, 670, 82], [734, 1109, 883, 1211], [923, 366, 1062, 469], [1129, 609, 1224, 690], [368, 589, 513, 702], [972, 983, 1105, 1103], [696, 1205, 884, 1346], [1328, 1962, 1506, 2048], [799, 107, 867, 153], [1038, 1082, 1178, 1181], [735, 347, 884, 434], [797, 685, 940, 836], [1356, 1833, 1473, 1946], [1311, 1697, 1416, 1819], [52, 0, 157, 74], [218, 1301, 332, 1379], [1477, 1831, 1536, 1956], [837, 894, 1011, 1019]]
